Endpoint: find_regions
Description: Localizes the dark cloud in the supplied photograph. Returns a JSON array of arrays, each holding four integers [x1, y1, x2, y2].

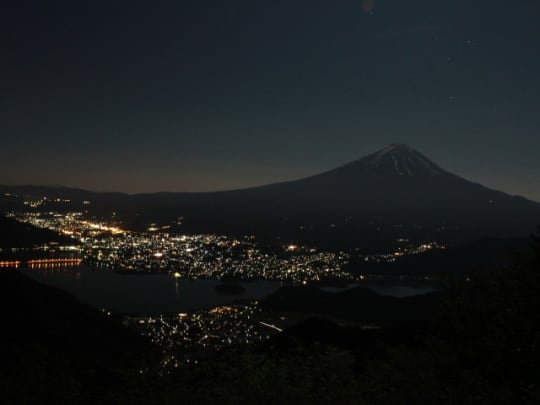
[[361, 0, 375, 13]]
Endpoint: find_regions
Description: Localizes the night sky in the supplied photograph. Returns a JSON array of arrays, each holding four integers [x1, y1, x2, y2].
[[2, 0, 540, 200]]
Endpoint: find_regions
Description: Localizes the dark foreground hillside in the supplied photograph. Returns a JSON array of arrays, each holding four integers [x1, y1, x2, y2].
[[0, 270, 155, 403]]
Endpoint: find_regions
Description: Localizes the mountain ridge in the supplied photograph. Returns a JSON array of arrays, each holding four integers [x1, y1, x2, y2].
[[0, 144, 537, 202]]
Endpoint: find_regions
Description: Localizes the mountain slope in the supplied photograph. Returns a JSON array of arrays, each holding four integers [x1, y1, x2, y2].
[[134, 144, 540, 246]]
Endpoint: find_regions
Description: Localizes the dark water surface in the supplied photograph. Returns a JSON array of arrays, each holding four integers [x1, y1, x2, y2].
[[22, 265, 437, 314], [321, 283, 438, 298], [22, 265, 283, 314]]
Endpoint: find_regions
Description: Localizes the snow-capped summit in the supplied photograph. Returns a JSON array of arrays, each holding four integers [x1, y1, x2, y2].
[[361, 144, 444, 177]]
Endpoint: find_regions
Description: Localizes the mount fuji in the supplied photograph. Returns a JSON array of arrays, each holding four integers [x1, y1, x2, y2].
[[115, 144, 540, 248]]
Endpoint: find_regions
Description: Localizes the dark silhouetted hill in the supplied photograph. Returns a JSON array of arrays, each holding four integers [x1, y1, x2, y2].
[[346, 237, 531, 276], [262, 285, 445, 326], [0, 215, 71, 248], [0, 270, 154, 402]]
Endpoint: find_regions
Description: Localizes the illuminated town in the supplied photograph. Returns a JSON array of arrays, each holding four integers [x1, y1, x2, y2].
[[124, 302, 294, 366], [6, 209, 445, 283]]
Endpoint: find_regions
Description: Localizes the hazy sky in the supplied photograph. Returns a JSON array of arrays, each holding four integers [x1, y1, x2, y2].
[[2, 0, 539, 200]]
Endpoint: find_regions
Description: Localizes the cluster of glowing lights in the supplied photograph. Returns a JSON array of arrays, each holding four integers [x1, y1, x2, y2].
[[82, 222, 125, 235], [0, 261, 21, 268], [27, 258, 83, 264], [208, 306, 235, 315], [26, 258, 82, 270], [1, 258, 83, 270]]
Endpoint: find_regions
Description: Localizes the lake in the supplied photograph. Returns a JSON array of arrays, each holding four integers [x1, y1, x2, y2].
[[22, 265, 284, 314], [22, 265, 438, 314]]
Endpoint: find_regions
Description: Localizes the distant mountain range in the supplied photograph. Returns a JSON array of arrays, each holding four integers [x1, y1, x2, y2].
[[2, 144, 540, 250]]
